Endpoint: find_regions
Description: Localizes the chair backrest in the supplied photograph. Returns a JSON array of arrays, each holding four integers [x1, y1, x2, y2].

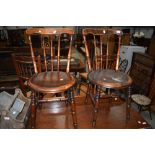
[[26, 28, 74, 73], [12, 53, 41, 95], [82, 28, 123, 71]]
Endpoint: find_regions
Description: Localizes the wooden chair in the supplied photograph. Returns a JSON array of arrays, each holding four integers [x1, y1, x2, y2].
[[131, 75, 155, 119], [12, 53, 41, 97], [78, 28, 123, 99], [26, 28, 77, 128]]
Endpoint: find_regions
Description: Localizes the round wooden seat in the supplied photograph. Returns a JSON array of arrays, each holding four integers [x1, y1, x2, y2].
[[28, 71, 76, 93], [88, 69, 132, 89]]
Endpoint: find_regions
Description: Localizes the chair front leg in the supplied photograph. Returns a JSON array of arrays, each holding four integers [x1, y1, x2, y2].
[[31, 91, 37, 128], [92, 85, 100, 128], [68, 87, 78, 129]]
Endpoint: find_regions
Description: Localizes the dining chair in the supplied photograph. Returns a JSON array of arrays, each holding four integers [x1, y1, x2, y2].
[[78, 28, 123, 101], [131, 75, 155, 119], [12, 53, 41, 97], [26, 28, 78, 128]]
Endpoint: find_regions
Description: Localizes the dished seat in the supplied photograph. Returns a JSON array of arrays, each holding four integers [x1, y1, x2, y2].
[[28, 71, 76, 93]]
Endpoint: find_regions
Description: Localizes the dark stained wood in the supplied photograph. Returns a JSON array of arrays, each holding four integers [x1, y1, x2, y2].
[[26, 28, 78, 128], [29, 71, 76, 93], [88, 69, 132, 89]]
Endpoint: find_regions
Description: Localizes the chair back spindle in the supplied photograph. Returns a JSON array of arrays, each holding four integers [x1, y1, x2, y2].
[[26, 28, 74, 73], [82, 28, 123, 71]]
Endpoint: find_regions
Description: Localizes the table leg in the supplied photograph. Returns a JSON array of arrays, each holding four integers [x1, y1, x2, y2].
[[92, 85, 100, 128]]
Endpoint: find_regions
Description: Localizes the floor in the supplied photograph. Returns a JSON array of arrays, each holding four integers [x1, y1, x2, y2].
[[34, 92, 150, 129]]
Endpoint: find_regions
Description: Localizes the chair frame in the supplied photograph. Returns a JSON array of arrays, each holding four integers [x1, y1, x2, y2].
[[26, 28, 78, 128], [78, 28, 125, 127], [78, 28, 123, 98]]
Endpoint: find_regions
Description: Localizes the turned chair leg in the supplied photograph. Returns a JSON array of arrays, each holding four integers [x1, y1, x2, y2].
[[92, 86, 100, 128], [31, 91, 36, 128], [69, 88, 78, 129]]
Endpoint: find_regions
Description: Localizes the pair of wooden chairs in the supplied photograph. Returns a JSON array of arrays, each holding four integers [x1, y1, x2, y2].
[[13, 27, 153, 128], [12, 27, 126, 128], [12, 28, 77, 128]]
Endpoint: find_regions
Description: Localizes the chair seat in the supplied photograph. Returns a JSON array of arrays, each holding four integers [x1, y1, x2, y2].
[[28, 71, 76, 93], [131, 94, 151, 106]]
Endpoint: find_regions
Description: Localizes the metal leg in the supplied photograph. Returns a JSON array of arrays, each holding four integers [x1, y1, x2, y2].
[[69, 87, 78, 128], [126, 86, 131, 121], [92, 85, 100, 128], [148, 106, 152, 120], [139, 105, 142, 112], [31, 91, 36, 128], [77, 76, 81, 95]]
